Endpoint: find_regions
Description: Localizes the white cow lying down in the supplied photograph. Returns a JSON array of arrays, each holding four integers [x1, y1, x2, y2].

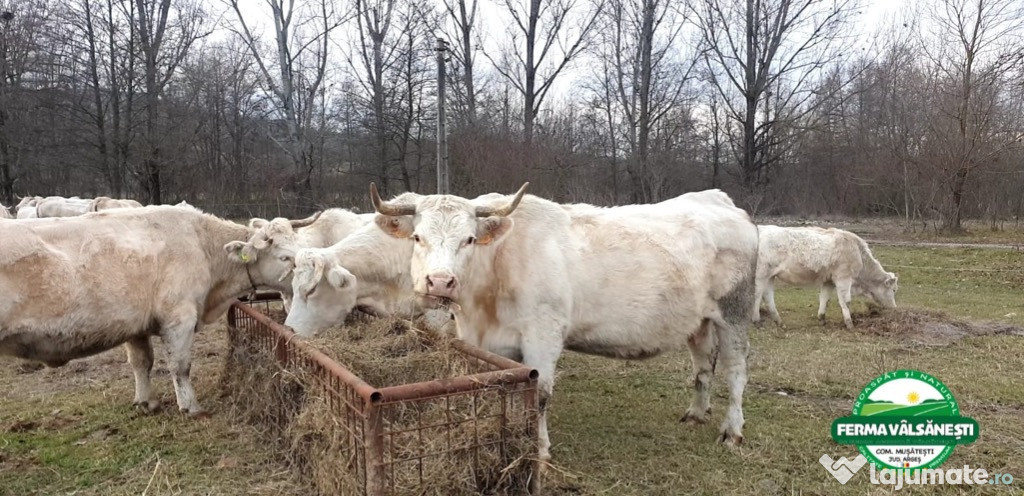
[[754, 225, 898, 328], [1, 206, 294, 415]]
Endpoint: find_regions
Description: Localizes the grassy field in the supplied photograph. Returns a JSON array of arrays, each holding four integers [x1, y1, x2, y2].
[[2, 243, 1022, 495]]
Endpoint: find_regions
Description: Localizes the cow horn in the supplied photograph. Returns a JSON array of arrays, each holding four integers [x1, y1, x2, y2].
[[476, 182, 530, 217], [370, 183, 417, 216], [290, 211, 322, 229], [307, 255, 326, 298]]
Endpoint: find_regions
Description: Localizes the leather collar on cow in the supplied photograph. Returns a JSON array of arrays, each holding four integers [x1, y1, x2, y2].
[[243, 262, 259, 299]]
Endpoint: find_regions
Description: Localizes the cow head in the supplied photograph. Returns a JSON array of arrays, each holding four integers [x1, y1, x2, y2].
[[223, 212, 322, 289], [284, 249, 358, 337], [864, 271, 899, 309], [370, 183, 528, 305]]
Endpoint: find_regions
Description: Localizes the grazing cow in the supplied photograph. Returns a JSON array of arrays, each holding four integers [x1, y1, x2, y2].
[[0, 204, 10, 219], [366, 184, 758, 459], [753, 225, 898, 329], [1, 206, 294, 415], [284, 219, 423, 334], [88, 196, 144, 212], [233, 209, 373, 311], [37, 196, 92, 218]]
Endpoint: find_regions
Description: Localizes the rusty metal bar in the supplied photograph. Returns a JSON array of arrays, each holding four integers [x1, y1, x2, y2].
[[448, 338, 530, 371], [231, 301, 382, 406], [366, 404, 387, 496], [375, 367, 538, 404]]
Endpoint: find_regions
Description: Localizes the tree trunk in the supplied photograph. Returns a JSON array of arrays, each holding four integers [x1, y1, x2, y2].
[[742, 0, 757, 189], [458, 0, 476, 123], [523, 0, 540, 144]]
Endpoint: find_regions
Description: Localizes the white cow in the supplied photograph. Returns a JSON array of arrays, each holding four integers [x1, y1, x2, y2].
[[0, 203, 11, 219], [233, 209, 373, 310], [1, 206, 296, 415], [88, 196, 144, 212], [356, 185, 758, 460], [37, 196, 92, 218], [16, 206, 38, 219], [753, 225, 898, 329]]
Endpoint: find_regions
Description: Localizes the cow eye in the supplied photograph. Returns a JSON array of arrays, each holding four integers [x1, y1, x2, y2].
[[412, 234, 421, 243], [466, 236, 476, 245], [279, 255, 292, 263]]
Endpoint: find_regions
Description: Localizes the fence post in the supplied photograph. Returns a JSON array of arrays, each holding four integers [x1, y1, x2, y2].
[[366, 404, 387, 495], [435, 37, 450, 195]]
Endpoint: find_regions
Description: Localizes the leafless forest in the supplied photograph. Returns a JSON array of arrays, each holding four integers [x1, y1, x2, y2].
[[1, 0, 1022, 230]]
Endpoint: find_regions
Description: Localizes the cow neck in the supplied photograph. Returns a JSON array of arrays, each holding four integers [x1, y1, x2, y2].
[[335, 225, 414, 301], [198, 214, 258, 323]]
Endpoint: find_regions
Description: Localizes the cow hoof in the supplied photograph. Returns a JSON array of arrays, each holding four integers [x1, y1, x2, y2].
[[817, 316, 827, 326], [717, 430, 744, 447], [680, 408, 709, 425], [844, 321, 854, 330], [188, 410, 212, 420], [133, 400, 161, 414]]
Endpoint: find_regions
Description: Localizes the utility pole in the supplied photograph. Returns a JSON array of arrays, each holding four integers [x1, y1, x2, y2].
[[435, 37, 450, 194]]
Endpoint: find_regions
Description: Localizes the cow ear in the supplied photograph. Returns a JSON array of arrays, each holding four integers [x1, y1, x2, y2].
[[248, 218, 269, 229], [224, 241, 257, 264], [885, 273, 898, 287], [327, 266, 356, 289], [251, 231, 273, 250], [375, 214, 414, 238], [476, 217, 514, 245]]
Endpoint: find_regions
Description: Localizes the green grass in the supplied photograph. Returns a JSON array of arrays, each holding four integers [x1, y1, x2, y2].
[[0, 331, 308, 496], [2, 244, 1022, 495], [544, 245, 1024, 494]]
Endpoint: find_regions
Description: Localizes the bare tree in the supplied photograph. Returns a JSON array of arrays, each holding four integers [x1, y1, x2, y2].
[[596, 0, 695, 202], [488, 0, 603, 144], [0, 1, 55, 204], [229, 0, 342, 192], [439, 0, 479, 125], [694, 0, 860, 198], [134, 0, 206, 204], [917, 0, 1024, 231]]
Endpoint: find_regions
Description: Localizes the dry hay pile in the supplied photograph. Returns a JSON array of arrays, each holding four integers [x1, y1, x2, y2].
[[221, 309, 537, 495], [854, 307, 1024, 346]]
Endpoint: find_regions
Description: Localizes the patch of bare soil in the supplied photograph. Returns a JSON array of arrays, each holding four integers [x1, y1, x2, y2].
[[854, 307, 1024, 346]]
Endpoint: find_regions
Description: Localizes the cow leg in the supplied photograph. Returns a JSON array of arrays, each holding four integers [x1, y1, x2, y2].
[[521, 330, 564, 462], [765, 280, 782, 324], [125, 336, 160, 414], [817, 283, 834, 324], [835, 280, 855, 329], [751, 277, 765, 323], [714, 317, 748, 446], [160, 312, 204, 416], [681, 319, 715, 424]]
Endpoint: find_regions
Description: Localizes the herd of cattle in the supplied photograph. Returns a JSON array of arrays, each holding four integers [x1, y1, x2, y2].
[[0, 186, 898, 460]]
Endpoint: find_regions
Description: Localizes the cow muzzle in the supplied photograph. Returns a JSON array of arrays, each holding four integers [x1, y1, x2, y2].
[[425, 273, 459, 299]]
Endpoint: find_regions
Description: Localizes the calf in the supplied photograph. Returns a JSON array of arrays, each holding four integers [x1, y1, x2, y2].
[[754, 225, 898, 328]]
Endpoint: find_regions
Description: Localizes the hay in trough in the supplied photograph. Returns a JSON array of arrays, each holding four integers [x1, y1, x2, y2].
[[221, 306, 537, 495], [854, 307, 1024, 346]]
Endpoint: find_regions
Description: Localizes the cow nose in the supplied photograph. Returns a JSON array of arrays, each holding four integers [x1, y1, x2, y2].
[[425, 274, 459, 298]]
